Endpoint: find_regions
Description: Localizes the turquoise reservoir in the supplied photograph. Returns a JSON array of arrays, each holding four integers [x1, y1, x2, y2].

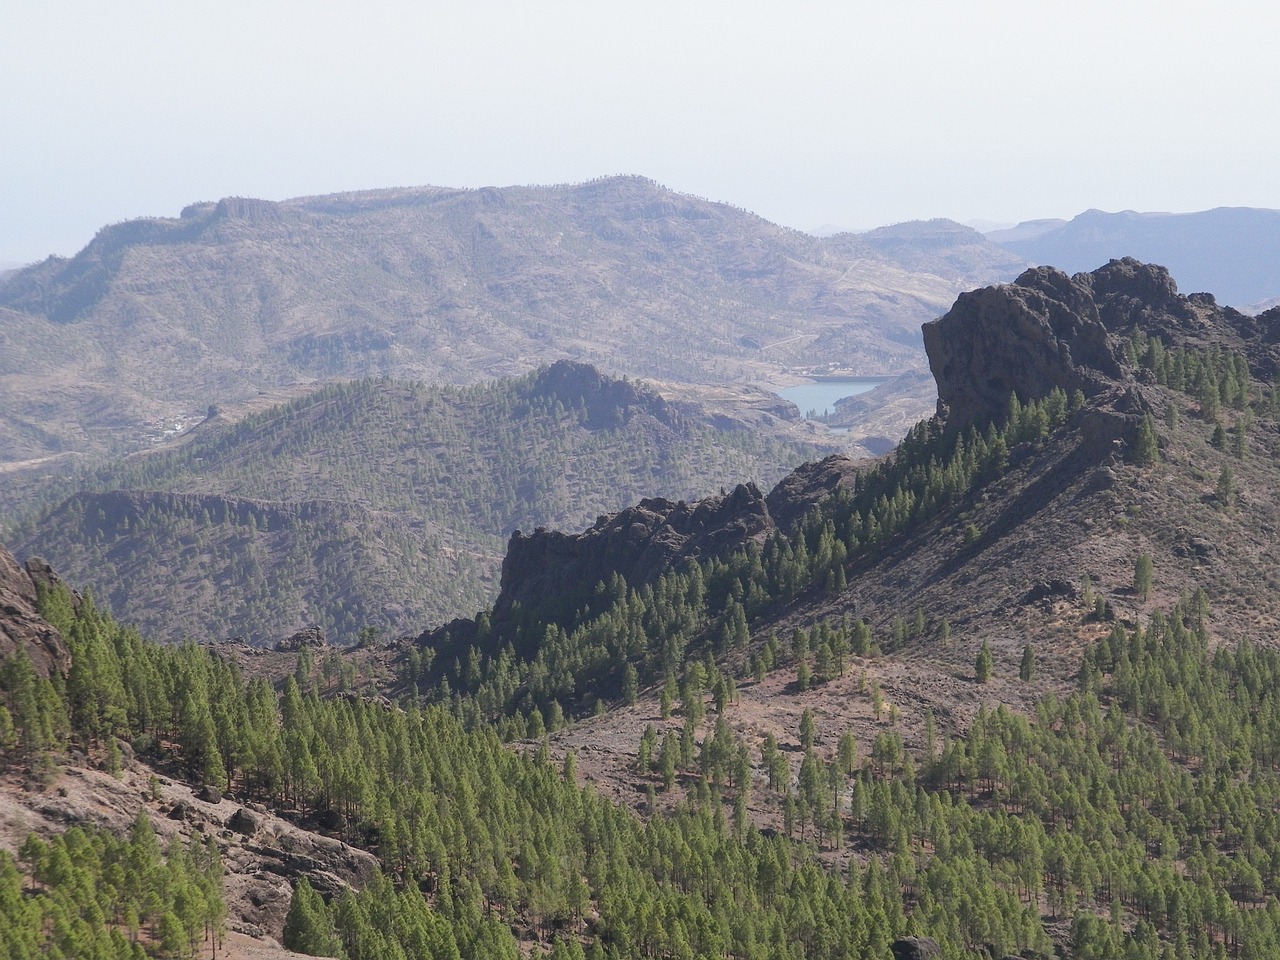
[[776, 378, 888, 418]]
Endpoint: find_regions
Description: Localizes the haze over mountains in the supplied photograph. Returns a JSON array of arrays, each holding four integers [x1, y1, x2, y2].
[[986, 206, 1280, 309], [5, 178, 1280, 655]]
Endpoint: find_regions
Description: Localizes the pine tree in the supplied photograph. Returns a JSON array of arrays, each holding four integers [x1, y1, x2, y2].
[[1019, 644, 1036, 682], [283, 878, 341, 956], [1217, 463, 1235, 508], [976, 640, 994, 684], [799, 709, 816, 752], [1134, 554, 1154, 601], [1133, 414, 1160, 465]]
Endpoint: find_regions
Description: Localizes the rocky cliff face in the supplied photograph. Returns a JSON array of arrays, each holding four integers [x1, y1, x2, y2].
[[424, 258, 1280, 676], [923, 258, 1280, 429], [499, 483, 772, 615], [0, 545, 70, 676], [922, 264, 1122, 428]]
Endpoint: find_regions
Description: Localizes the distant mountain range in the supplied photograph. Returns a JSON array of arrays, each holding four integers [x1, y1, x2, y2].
[[986, 206, 1280, 308], [0, 177, 1026, 467]]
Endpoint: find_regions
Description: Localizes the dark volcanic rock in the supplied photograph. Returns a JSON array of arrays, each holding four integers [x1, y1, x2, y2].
[[765, 454, 860, 534], [923, 265, 1120, 428], [889, 937, 941, 960], [195, 784, 223, 804], [0, 545, 71, 677], [924, 258, 1280, 429], [500, 483, 772, 615], [275, 625, 326, 652], [23, 557, 81, 613], [421, 482, 781, 664], [228, 807, 260, 835]]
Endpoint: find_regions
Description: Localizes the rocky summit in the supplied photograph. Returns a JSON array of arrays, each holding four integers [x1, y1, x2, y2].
[[924, 257, 1280, 428]]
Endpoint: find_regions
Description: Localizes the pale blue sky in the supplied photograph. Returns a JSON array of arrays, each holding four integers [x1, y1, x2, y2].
[[3, 0, 1277, 264]]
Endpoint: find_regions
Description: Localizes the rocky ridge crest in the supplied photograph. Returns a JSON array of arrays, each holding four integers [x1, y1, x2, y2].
[[923, 257, 1280, 429], [440, 259, 1280, 669]]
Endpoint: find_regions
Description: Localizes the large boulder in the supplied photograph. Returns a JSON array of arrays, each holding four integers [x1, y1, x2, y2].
[[889, 937, 941, 960]]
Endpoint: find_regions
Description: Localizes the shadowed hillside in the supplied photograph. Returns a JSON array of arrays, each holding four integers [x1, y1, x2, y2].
[[11, 363, 835, 644]]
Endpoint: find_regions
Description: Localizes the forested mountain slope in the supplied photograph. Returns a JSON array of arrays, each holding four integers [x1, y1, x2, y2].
[[0, 176, 1026, 465], [413, 258, 1280, 796], [11, 261, 1280, 958], [10, 363, 834, 645]]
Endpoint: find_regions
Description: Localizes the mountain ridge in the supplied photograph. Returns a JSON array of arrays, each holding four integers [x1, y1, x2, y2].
[[413, 260, 1280, 725], [0, 176, 1027, 465], [990, 206, 1280, 306]]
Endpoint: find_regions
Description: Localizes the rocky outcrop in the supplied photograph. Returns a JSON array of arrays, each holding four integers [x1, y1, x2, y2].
[[421, 482, 783, 662], [275, 626, 326, 652], [499, 483, 772, 616], [765, 454, 860, 534], [924, 258, 1280, 429], [0, 545, 70, 677], [923, 264, 1121, 428]]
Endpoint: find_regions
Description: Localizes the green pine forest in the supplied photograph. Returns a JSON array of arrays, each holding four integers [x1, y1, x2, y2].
[[7, 334, 1280, 957]]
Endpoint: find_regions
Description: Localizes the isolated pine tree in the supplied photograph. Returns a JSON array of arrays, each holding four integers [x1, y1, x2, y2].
[[283, 878, 341, 956], [1217, 463, 1236, 508], [1134, 554, 1154, 601], [1133, 414, 1160, 465], [976, 641, 994, 684], [1020, 644, 1036, 682]]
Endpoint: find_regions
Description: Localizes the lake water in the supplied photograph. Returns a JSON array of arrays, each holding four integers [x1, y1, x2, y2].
[[776, 378, 889, 418]]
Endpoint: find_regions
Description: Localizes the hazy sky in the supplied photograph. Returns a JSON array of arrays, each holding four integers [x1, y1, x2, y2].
[[3, 0, 1278, 264]]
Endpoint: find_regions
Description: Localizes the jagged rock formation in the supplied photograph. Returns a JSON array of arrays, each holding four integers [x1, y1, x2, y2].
[[501, 483, 772, 613], [0, 544, 70, 676], [924, 257, 1280, 428], [764, 454, 861, 532], [923, 264, 1120, 428], [275, 625, 327, 652], [491, 445, 881, 623]]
